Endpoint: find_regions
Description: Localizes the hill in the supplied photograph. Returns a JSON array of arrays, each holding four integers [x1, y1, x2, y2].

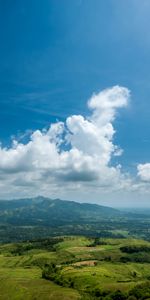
[[0, 196, 121, 226], [0, 197, 149, 243], [0, 236, 150, 299]]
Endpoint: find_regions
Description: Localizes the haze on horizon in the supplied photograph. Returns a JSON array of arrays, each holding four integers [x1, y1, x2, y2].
[[0, 0, 150, 207]]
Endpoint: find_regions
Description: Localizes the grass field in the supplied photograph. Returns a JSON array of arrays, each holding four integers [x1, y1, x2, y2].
[[0, 236, 150, 299], [0, 263, 80, 300]]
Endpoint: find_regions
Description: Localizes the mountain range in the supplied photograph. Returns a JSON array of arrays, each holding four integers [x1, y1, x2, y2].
[[0, 196, 121, 227]]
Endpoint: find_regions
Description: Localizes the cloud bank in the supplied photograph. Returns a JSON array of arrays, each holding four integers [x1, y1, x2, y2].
[[0, 85, 148, 202]]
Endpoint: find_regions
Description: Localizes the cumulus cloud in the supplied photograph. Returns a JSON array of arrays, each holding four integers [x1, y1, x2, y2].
[[137, 163, 150, 181], [0, 86, 131, 199]]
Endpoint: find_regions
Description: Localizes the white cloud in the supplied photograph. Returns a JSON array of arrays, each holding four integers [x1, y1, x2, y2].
[[137, 163, 150, 181], [0, 86, 132, 200]]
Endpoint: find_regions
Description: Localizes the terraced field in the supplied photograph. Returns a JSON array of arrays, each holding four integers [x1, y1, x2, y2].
[[0, 236, 150, 299]]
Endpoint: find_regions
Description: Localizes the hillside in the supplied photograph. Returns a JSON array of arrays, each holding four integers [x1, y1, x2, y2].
[[0, 197, 149, 243], [0, 196, 121, 226], [0, 236, 150, 299]]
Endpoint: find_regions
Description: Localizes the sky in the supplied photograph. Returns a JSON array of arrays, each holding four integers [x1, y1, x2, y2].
[[1, 0, 150, 206]]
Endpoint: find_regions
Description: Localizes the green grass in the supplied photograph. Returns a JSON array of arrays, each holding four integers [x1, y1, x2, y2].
[[0, 236, 150, 299], [60, 263, 146, 292], [55, 236, 91, 250], [0, 241, 80, 299], [0, 264, 80, 300], [0, 277, 80, 300]]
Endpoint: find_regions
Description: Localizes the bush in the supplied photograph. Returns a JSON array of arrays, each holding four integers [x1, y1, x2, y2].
[[42, 262, 57, 280], [120, 246, 150, 254], [108, 290, 127, 300], [129, 282, 150, 300]]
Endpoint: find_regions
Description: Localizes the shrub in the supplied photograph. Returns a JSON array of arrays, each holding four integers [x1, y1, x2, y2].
[[108, 290, 127, 300]]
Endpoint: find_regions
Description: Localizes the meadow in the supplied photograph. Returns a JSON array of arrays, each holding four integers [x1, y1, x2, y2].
[[0, 236, 150, 299]]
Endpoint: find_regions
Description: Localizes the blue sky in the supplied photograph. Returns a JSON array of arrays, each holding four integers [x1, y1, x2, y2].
[[1, 0, 150, 205]]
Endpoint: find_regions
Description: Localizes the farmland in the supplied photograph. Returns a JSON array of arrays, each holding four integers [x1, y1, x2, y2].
[[0, 236, 150, 299]]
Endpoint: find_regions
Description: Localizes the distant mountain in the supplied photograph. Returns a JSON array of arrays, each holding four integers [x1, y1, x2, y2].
[[0, 196, 121, 226], [0, 197, 149, 243]]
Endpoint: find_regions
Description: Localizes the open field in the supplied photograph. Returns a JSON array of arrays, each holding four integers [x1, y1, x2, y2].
[[0, 236, 150, 299]]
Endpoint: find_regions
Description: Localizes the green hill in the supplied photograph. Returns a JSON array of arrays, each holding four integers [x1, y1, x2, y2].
[[0, 236, 150, 299], [0, 196, 121, 227], [0, 197, 149, 243]]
